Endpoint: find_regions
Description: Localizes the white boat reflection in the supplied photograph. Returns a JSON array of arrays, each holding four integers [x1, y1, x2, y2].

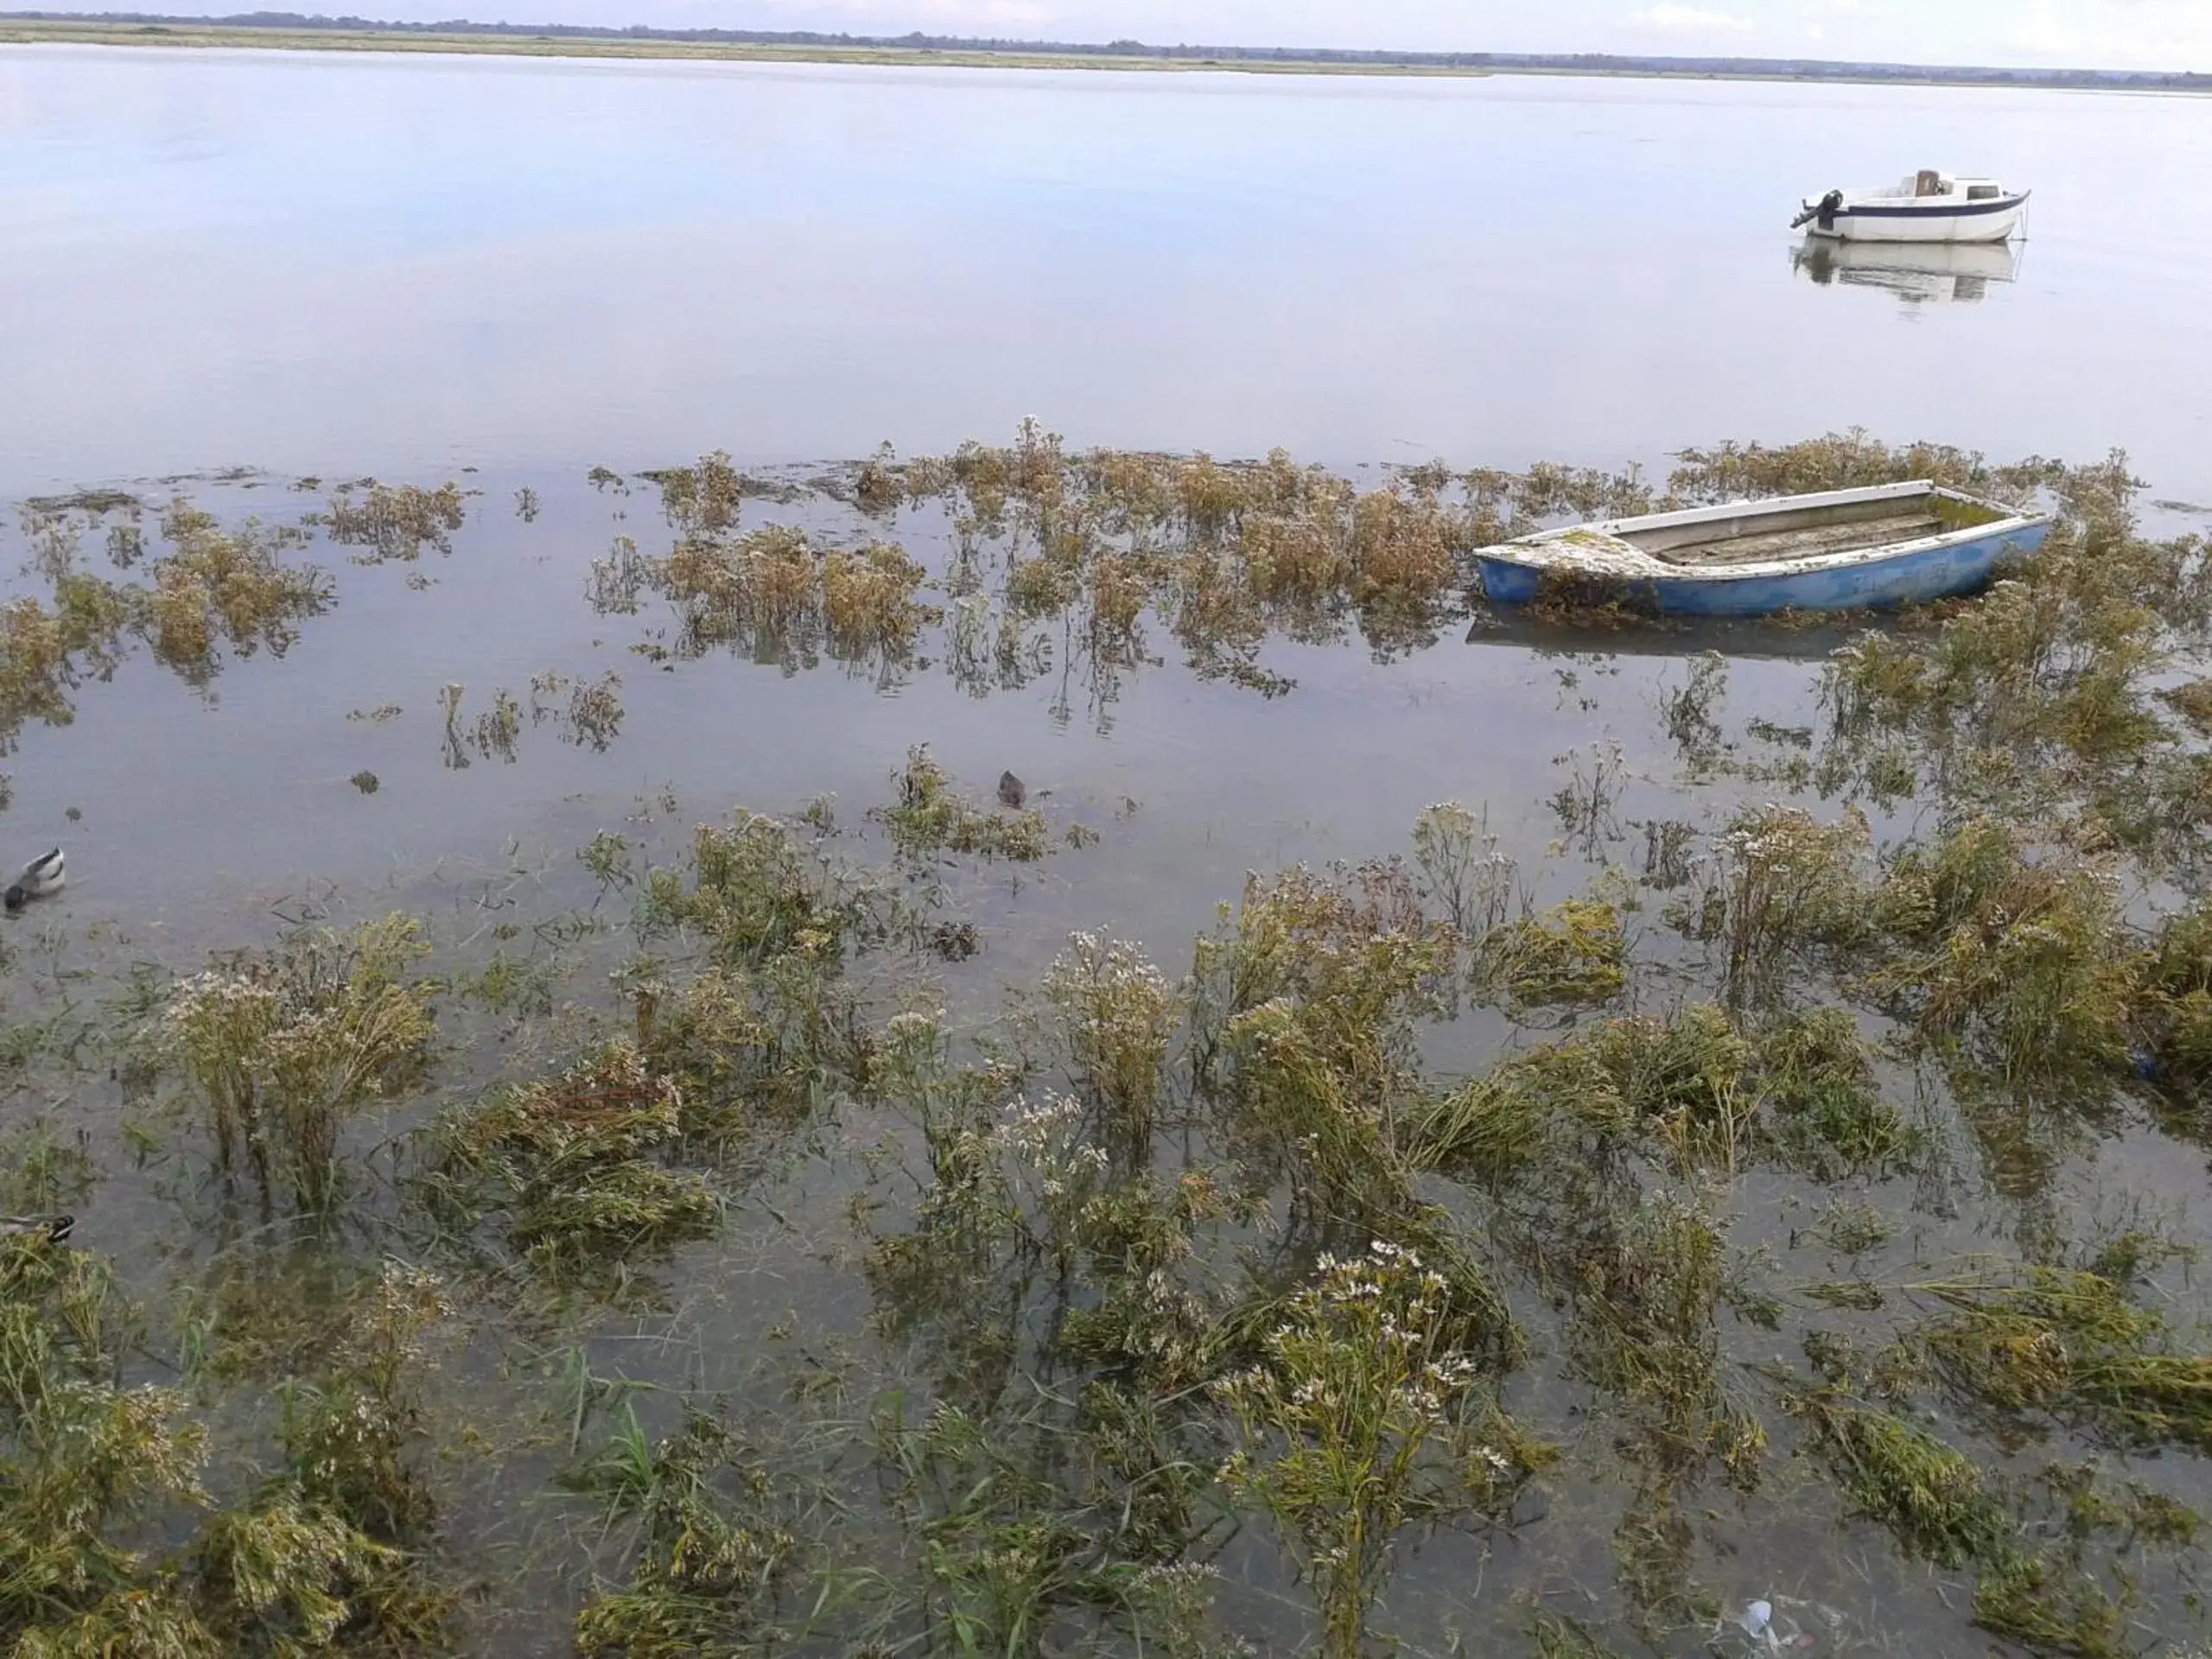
[[1790, 236, 2022, 306]]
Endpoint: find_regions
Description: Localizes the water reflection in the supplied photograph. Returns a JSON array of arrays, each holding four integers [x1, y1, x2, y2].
[[6, 48, 2212, 497], [1790, 234, 2022, 307], [1466, 612, 1853, 664]]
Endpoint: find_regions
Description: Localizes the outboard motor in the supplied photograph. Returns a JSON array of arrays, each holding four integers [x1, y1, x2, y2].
[[1791, 188, 1845, 232]]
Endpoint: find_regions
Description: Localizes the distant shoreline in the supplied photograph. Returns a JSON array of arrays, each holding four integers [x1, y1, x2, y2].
[[3, 13, 2207, 92]]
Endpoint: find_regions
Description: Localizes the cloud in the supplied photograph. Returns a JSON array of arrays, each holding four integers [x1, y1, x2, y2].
[[2000, 0, 2212, 67], [1637, 3, 1755, 31]]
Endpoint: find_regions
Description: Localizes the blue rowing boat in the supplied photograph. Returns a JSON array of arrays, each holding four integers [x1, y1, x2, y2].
[[1472, 480, 2050, 617]]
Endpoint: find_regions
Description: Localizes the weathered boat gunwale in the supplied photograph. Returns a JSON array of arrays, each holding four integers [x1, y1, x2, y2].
[[1483, 481, 2037, 582], [1471, 480, 2053, 616]]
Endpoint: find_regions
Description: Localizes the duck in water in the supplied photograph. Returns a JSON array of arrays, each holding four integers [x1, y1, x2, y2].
[[0, 1215, 73, 1243], [997, 772, 1027, 809], [4, 848, 63, 913]]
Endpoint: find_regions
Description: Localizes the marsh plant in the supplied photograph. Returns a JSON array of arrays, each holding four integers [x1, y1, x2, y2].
[[0, 1236, 452, 1656], [1217, 1243, 1532, 1657], [1413, 1002, 1909, 1187], [875, 745, 1052, 862], [149, 500, 329, 677], [1041, 931, 1178, 1169], [434, 1039, 719, 1282], [650, 448, 744, 537], [1195, 861, 1460, 1189], [1409, 800, 1516, 940], [528, 668, 626, 750], [155, 915, 436, 1211], [1692, 804, 1873, 1007], [569, 1406, 816, 1656], [822, 540, 933, 661], [1473, 897, 1629, 1013], [1, 495, 330, 751], [1548, 741, 1628, 861], [16, 429, 2212, 1656], [324, 480, 467, 563]]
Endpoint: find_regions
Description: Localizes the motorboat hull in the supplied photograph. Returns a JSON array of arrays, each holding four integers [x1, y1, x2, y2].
[[1796, 172, 2029, 244], [1808, 194, 2027, 244]]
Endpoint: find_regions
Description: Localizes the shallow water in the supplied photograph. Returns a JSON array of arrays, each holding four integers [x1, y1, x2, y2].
[[5, 44, 2212, 1659], [5, 458, 2209, 1656]]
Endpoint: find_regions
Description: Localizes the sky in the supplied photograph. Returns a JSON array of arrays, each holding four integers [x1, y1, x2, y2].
[[158, 0, 2211, 71]]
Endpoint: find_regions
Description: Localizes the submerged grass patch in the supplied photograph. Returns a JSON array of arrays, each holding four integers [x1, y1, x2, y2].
[[568, 1406, 813, 1656], [0, 1237, 454, 1656], [1785, 1389, 2016, 1569], [1474, 897, 1628, 1011], [434, 1040, 719, 1281], [1413, 1001, 1910, 1184], [1912, 1268, 2212, 1451], [874, 745, 1052, 862]]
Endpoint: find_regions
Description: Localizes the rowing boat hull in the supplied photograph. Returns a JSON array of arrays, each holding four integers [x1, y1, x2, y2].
[[1475, 486, 2050, 617]]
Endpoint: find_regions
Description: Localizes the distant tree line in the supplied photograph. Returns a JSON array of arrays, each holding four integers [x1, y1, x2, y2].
[[6, 9, 2206, 88]]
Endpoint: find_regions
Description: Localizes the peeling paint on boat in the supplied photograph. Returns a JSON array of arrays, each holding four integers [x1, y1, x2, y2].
[[1473, 480, 2051, 616]]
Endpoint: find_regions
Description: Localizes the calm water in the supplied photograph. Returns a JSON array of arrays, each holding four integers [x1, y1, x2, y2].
[[4, 47, 2210, 944], [3, 48, 2211, 500], [6, 47, 2212, 1657]]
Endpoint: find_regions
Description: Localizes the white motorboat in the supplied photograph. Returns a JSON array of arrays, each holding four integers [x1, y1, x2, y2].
[[1791, 169, 2028, 244]]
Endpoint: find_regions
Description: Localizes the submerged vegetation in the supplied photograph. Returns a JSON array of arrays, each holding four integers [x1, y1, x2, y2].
[[9, 429, 2212, 1655]]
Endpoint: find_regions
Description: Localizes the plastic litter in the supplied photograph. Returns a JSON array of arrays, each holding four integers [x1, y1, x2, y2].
[[1728, 1599, 1787, 1653]]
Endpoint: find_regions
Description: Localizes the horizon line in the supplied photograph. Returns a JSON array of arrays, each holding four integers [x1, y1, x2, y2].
[[3, 10, 2207, 80]]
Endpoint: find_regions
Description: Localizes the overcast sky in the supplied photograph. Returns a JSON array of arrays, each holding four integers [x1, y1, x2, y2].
[[233, 0, 2212, 70]]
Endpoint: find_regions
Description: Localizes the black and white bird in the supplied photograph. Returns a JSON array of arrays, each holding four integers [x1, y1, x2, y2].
[[0, 1214, 73, 1243], [3, 848, 63, 913]]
